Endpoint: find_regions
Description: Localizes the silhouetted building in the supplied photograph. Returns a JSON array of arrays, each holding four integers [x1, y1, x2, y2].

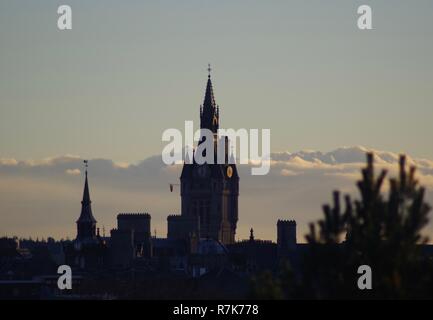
[[189, 239, 229, 277], [277, 220, 297, 255], [167, 214, 199, 240], [178, 73, 239, 244], [109, 213, 153, 268], [65, 167, 107, 271], [109, 228, 135, 269], [228, 229, 278, 274], [4, 67, 433, 300], [76, 169, 97, 241], [117, 213, 151, 236], [117, 213, 152, 258]]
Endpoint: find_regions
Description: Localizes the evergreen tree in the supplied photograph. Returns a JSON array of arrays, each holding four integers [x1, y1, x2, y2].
[[303, 153, 432, 299], [250, 153, 432, 299]]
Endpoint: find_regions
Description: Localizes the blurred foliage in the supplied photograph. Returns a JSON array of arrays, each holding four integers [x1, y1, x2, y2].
[[250, 270, 284, 300], [252, 153, 433, 299], [249, 260, 297, 299]]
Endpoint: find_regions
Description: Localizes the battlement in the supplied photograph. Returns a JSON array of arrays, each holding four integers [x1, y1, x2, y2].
[[167, 214, 181, 219], [117, 214, 151, 236], [277, 219, 296, 226], [117, 213, 151, 219], [277, 219, 297, 251]]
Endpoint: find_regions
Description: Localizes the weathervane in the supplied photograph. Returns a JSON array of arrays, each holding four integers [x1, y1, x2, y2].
[[207, 63, 212, 78]]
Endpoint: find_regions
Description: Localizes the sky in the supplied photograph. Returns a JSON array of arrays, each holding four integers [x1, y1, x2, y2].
[[0, 1, 433, 240], [1, 147, 433, 242]]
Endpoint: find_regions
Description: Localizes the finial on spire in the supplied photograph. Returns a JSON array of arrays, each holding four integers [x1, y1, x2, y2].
[[83, 160, 88, 175], [207, 63, 212, 78]]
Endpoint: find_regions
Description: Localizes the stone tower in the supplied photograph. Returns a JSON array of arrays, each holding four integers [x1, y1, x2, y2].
[[277, 220, 297, 254], [179, 70, 239, 244]]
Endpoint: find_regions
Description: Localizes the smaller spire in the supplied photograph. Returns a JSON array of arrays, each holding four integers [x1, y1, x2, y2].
[[77, 160, 96, 224], [82, 160, 91, 206], [250, 228, 255, 241]]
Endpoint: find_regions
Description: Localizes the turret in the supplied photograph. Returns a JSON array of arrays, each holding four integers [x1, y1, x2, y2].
[[277, 220, 297, 254]]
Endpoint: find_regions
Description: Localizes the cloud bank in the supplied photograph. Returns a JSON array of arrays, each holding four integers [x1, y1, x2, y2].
[[1, 146, 432, 242]]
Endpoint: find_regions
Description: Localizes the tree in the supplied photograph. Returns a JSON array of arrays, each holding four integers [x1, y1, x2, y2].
[[250, 152, 432, 299], [303, 153, 432, 299]]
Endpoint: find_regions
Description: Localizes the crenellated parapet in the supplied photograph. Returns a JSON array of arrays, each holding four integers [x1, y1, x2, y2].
[[117, 213, 151, 218], [116, 213, 151, 239], [277, 219, 296, 226]]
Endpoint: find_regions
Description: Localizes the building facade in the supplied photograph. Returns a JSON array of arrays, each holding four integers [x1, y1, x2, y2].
[[176, 73, 239, 244]]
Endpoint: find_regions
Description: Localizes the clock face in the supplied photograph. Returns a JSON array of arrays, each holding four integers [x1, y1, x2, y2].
[[226, 166, 233, 178]]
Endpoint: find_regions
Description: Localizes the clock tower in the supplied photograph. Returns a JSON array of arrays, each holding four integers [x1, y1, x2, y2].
[[179, 68, 239, 244]]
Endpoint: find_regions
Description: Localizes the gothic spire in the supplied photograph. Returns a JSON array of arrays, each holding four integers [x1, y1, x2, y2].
[[77, 161, 96, 224], [200, 64, 219, 133], [203, 64, 216, 110]]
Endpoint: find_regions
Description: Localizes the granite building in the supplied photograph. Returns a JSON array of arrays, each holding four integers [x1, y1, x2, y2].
[[171, 71, 239, 245]]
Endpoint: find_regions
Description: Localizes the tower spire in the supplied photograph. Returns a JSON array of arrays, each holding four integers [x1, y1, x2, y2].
[[76, 160, 97, 240], [200, 64, 219, 133]]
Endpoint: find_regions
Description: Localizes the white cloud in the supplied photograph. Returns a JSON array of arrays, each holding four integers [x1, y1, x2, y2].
[[0, 146, 432, 242], [0, 158, 18, 166], [280, 169, 300, 177], [113, 162, 130, 169], [65, 169, 81, 176]]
